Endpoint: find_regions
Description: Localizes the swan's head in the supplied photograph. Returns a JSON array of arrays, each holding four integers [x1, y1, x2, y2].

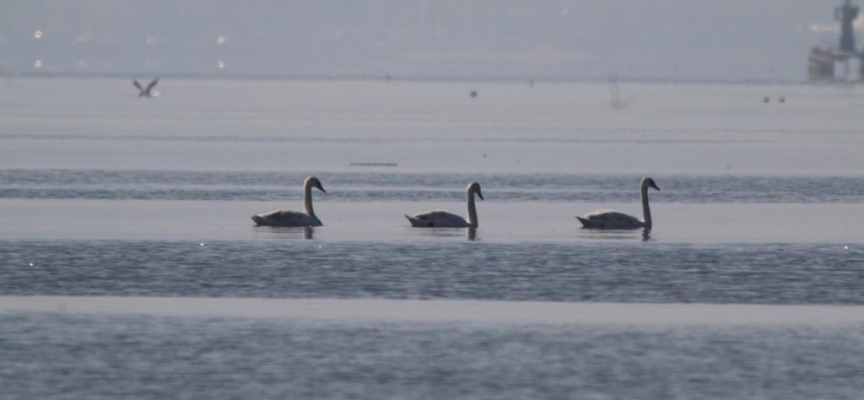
[[305, 176, 326, 193], [467, 182, 483, 200], [641, 177, 660, 191]]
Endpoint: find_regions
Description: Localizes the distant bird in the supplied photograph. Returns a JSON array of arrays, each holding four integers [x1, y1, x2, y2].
[[763, 96, 770, 103], [470, 90, 478, 98], [577, 177, 660, 231], [779, 97, 786, 103], [406, 182, 484, 228], [133, 79, 159, 97], [251, 176, 326, 227]]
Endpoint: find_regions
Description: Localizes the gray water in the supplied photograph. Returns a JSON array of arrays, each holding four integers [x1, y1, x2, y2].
[[3, 311, 864, 400], [3, 241, 864, 304], [4, 169, 864, 203], [2, 78, 864, 399]]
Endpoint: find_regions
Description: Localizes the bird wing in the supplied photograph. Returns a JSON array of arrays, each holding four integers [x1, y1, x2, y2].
[[407, 210, 468, 227], [145, 79, 159, 94], [578, 210, 643, 229], [133, 80, 144, 92], [253, 210, 320, 227]]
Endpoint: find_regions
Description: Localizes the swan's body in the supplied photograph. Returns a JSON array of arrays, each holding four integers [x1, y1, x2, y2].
[[252, 176, 326, 227], [133, 79, 159, 97], [406, 211, 473, 228], [252, 210, 321, 227], [577, 177, 660, 230], [406, 182, 483, 228]]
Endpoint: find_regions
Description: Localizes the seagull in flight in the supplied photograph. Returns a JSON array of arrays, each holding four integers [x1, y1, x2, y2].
[[133, 78, 159, 97]]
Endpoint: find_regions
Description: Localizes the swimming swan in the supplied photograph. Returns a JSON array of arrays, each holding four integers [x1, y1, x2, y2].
[[251, 176, 326, 227], [133, 79, 159, 97], [577, 177, 660, 230], [406, 182, 484, 228]]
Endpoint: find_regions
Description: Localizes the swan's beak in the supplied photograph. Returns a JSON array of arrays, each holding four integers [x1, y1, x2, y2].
[[477, 192, 484, 200], [318, 186, 327, 193]]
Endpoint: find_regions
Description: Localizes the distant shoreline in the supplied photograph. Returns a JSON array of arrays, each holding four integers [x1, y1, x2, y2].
[[0, 70, 810, 86]]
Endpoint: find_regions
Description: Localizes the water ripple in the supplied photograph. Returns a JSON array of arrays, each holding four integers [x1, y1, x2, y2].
[[2, 240, 862, 304], [2, 170, 863, 203]]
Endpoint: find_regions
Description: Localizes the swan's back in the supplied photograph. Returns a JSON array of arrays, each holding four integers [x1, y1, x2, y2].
[[577, 210, 644, 230], [405, 211, 470, 228], [252, 210, 322, 227]]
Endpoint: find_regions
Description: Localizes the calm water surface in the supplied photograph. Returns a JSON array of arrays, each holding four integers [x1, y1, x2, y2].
[[1, 78, 864, 399]]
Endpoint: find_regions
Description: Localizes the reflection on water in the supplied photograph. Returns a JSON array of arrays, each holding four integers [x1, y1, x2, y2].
[[252, 226, 314, 240], [468, 227, 477, 241], [409, 227, 479, 241], [577, 228, 651, 242]]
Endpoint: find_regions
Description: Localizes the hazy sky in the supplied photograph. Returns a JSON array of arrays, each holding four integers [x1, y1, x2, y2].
[[0, 1, 848, 82]]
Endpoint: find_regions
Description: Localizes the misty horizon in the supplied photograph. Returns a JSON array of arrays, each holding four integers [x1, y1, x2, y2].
[[0, 1, 853, 82]]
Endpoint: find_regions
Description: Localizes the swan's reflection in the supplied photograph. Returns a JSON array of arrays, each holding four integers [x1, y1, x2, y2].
[[252, 226, 314, 240], [410, 227, 479, 241], [641, 229, 652, 242], [579, 228, 652, 242]]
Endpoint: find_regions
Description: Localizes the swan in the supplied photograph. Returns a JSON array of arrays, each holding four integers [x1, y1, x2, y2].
[[133, 78, 159, 97], [577, 177, 660, 230], [406, 182, 483, 228], [252, 176, 326, 227]]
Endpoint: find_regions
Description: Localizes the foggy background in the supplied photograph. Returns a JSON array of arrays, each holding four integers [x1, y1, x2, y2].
[[0, 1, 846, 82]]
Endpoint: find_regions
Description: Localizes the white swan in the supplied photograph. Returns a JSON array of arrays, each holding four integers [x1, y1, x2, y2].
[[133, 78, 159, 97], [406, 182, 483, 228], [252, 176, 326, 227], [577, 177, 660, 230]]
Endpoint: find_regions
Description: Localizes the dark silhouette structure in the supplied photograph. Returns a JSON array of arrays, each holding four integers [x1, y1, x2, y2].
[[809, 0, 864, 81], [839, 0, 859, 53]]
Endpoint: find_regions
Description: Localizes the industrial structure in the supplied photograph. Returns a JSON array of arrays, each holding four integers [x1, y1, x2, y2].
[[809, 0, 864, 81]]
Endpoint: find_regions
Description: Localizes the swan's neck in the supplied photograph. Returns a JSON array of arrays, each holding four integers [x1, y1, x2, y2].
[[641, 185, 652, 230], [467, 191, 479, 227], [303, 182, 315, 216]]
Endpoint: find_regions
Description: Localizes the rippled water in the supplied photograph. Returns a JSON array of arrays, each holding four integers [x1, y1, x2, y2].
[[3, 241, 864, 304], [2, 78, 864, 399], [3, 169, 864, 203], [2, 310, 863, 400]]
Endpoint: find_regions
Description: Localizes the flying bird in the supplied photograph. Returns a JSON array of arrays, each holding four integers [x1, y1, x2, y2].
[[133, 79, 159, 97]]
